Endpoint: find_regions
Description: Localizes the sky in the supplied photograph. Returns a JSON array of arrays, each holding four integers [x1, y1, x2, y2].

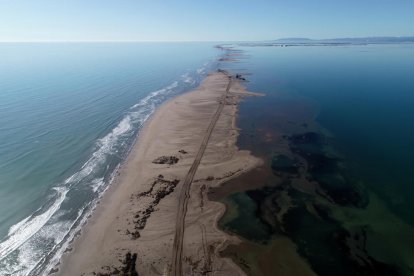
[[0, 0, 413, 42]]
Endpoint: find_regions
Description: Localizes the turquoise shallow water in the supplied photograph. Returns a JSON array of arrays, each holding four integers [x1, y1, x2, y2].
[[0, 42, 219, 275], [216, 44, 414, 275]]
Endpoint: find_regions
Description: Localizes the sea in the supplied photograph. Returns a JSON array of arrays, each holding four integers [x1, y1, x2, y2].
[[213, 44, 414, 275], [0, 42, 220, 275], [1, 42, 414, 276]]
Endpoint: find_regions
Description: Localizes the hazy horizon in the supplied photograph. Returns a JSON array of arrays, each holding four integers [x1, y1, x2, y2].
[[1, 36, 414, 44], [1, 0, 414, 42]]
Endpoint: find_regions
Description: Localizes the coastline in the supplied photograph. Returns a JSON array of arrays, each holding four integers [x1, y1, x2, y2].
[[57, 71, 262, 275]]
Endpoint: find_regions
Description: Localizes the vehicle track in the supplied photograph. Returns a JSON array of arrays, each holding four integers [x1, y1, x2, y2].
[[170, 73, 232, 276]]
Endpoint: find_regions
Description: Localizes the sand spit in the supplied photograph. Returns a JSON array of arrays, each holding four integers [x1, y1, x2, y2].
[[57, 71, 262, 275]]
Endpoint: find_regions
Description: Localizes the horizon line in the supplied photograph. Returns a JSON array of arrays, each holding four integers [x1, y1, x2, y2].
[[1, 35, 413, 43], [0, 40, 241, 43]]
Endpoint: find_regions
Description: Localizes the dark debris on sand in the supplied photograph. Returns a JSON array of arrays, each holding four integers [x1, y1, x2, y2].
[[127, 177, 180, 239], [152, 156, 179, 165], [96, 252, 138, 276]]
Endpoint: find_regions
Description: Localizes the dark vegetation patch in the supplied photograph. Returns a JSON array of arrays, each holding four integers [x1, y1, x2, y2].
[[219, 177, 398, 276], [282, 188, 399, 276], [235, 73, 247, 81], [96, 252, 138, 276], [214, 129, 386, 275], [127, 177, 179, 239], [152, 156, 179, 165], [287, 131, 368, 208], [271, 154, 302, 176], [219, 192, 273, 243]]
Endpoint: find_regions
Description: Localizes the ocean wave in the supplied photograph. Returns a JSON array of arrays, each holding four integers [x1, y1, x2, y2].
[[130, 81, 178, 110], [41, 171, 116, 275], [0, 187, 68, 260], [0, 61, 215, 275], [196, 68, 204, 74], [90, 177, 105, 193], [63, 113, 134, 189], [40, 210, 89, 275], [4, 207, 86, 276], [181, 73, 194, 84]]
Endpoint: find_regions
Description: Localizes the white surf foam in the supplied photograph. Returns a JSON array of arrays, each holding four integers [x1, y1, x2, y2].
[[0, 62, 215, 275], [0, 187, 68, 260], [3, 208, 85, 276], [181, 73, 194, 84], [8, 217, 30, 237], [63, 115, 133, 188], [41, 206, 90, 276], [90, 177, 105, 193], [130, 81, 178, 110], [42, 172, 116, 276], [196, 68, 205, 74]]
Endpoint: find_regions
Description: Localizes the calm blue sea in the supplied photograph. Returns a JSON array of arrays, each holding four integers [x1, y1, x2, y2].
[[218, 44, 414, 275], [0, 42, 220, 275]]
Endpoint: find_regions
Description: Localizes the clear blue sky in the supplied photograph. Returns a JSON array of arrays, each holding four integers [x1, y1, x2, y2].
[[1, 0, 413, 42]]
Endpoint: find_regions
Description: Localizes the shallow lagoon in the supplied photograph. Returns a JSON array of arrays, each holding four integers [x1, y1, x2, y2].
[[212, 44, 414, 275]]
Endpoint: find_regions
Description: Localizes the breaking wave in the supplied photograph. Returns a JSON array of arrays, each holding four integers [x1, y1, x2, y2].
[[0, 64, 213, 275], [0, 187, 68, 260]]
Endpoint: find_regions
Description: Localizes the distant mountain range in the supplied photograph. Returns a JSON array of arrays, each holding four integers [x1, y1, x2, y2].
[[274, 37, 414, 43], [238, 37, 414, 47]]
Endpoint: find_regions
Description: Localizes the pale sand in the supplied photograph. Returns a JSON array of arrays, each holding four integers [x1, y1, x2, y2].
[[57, 71, 262, 275]]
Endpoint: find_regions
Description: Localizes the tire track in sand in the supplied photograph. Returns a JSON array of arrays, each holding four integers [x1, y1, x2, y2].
[[171, 73, 232, 276]]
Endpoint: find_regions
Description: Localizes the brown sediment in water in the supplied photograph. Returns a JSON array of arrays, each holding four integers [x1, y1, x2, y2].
[[56, 71, 263, 275]]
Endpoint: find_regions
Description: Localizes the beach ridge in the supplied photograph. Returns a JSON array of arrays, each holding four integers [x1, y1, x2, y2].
[[57, 70, 262, 275]]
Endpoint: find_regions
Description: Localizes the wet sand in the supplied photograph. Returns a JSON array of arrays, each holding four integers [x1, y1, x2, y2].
[[57, 71, 262, 275]]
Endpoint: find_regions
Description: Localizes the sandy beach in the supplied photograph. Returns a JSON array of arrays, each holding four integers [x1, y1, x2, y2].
[[57, 71, 262, 275]]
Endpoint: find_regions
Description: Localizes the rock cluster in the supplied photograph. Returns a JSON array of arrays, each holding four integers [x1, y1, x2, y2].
[[121, 252, 138, 276], [235, 74, 246, 81], [152, 156, 179, 165], [128, 177, 180, 239], [96, 252, 138, 276]]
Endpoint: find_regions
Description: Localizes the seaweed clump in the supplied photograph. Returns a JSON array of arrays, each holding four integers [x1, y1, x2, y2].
[[271, 154, 302, 176], [287, 132, 368, 208], [96, 252, 139, 276], [152, 156, 179, 165]]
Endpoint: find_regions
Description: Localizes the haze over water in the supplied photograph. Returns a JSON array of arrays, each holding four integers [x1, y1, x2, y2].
[[0, 42, 218, 275]]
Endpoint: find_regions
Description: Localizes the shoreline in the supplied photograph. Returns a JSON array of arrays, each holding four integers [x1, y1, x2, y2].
[[57, 71, 262, 275]]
